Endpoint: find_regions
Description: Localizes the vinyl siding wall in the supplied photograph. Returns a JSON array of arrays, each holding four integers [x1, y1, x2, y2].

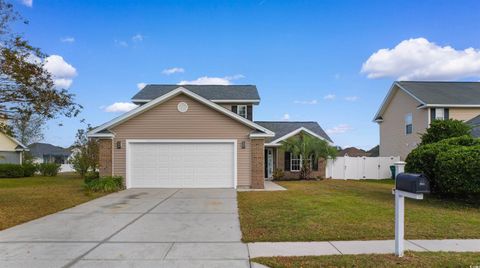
[[448, 108, 480, 121], [110, 94, 254, 187], [379, 88, 428, 160]]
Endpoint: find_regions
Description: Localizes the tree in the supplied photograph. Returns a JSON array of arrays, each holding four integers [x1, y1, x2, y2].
[[281, 131, 337, 179], [0, 0, 81, 122], [420, 119, 471, 145], [10, 112, 45, 146], [69, 127, 99, 178]]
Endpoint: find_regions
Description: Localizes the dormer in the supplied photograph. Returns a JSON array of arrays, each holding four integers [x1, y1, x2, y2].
[[131, 85, 260, 121]]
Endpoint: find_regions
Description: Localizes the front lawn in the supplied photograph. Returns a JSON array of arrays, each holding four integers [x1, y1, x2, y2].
[[0, 173, 107, 230], [238, 180, 480, 242], [253, 252, 480, 268]]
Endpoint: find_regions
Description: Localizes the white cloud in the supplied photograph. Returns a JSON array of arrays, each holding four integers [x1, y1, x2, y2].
[[178, 74, 244, 85], [361, 37, 480, 80], [137, 82, 147, 90], [326, 124, 353, 134], [104, 102, 138, 113], [60, 37, 75, 43], [162, 67, 185, 75], [323, 94, 336, 100], [114, 40, 128, 47], [294, 99, 318, 105], [132, 34, 144, 42], [345, 96, 359, 102], [43, 55, 77, 89], [21, 0, 32, 7], [282, 113, 290, 121]]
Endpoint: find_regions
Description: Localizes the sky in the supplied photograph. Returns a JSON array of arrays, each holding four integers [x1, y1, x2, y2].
[[11, 0, 480, 149]]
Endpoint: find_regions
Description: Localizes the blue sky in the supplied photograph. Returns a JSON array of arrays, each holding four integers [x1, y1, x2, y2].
[[13, 0, 480, 149]]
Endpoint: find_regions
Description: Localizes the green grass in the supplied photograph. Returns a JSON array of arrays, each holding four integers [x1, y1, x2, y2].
[[253, 252, 480, 268], [0, 173, 107, 230], [238, 180, 480, 242]]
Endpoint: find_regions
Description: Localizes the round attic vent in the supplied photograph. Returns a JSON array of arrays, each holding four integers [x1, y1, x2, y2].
[[177, 102, 189, 113]]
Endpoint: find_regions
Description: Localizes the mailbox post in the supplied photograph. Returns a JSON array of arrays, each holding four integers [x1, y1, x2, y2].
[[393, 168, 430, 257]]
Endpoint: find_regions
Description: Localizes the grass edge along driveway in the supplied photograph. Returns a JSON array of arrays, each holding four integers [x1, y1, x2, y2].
[[238, 180, 480, 242], [0, 174, 107, 230], [252, 251, 480, 268]]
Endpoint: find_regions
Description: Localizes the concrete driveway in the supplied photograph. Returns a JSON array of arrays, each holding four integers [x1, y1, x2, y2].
[[0, 188, 249, 267]]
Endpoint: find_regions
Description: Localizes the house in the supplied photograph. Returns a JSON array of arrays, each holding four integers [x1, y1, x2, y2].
[[28, 143, 72, 164], [467, 115, 480, 138], [0, 117, 29, 164], [374, 81, 480, 159], [337, 147, 370, 157], [88, 85, 332, 189]]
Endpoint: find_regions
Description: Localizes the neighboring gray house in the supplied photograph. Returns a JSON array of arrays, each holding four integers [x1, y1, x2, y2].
[[28, 143, 72, 164], [467, 115, 480, 138]]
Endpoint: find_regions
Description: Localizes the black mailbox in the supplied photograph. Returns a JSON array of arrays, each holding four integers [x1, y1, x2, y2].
[[395, 173, 430, 194]]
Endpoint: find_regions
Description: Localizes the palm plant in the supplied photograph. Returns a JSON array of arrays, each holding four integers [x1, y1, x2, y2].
[[281, 131, 337, 179]]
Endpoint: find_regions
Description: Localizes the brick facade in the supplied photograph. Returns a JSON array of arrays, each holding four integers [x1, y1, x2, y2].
[[98, 139, 112, 177], [250, 138, 265, 189], [275, 147, 326, 179]]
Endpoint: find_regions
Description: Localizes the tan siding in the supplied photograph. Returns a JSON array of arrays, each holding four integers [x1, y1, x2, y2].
[[448, 108, 480, 121], [110, 94, 254, 187], [0, 133, 18, 151], [379, 87, 428, 160]]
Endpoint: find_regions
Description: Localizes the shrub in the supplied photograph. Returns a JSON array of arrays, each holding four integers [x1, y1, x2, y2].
[[0, 164, 24, 178], [434, 146, 480, 198], [22, 163, 37, 177], [84, 171, 99, 184], [420, 119, 471, 145], [37, 163, 61, 176], [272, 168, 285, 180], [85, 176, 123, 193]]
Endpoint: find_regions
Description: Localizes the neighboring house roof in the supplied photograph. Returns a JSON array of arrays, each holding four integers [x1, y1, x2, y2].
[[88, 87, 274, 138], [28, 143, 71, 158], [338, 147, 369, 157], [467, 114, 480, 138], [374, 81, 480, 121], [132, 85, 260, 104], [254, 121, 333, 144]]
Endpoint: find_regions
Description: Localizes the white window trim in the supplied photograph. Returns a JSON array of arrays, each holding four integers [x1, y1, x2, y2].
[[435, 108, 445, 120], [289, 153, 313, 172], [237, 105, 247, 119], [405, 113, 413, 135]]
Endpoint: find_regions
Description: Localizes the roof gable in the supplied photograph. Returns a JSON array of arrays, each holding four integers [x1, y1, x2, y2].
[[132, 85, 260, 104], [375, 81, 480, 122], [89, 87, 274, 138], [255, 121, 333, 144]]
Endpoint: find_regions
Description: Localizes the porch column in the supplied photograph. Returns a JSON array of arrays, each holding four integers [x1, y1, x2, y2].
[[98, 139, 113, 177], [250, 138, 265, 189]]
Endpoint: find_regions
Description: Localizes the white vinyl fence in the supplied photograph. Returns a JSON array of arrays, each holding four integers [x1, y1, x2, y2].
[[326, 156, 400, 180]]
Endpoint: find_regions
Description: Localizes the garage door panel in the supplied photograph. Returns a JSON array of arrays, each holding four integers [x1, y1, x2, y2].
[[129, 142, 234, 188]]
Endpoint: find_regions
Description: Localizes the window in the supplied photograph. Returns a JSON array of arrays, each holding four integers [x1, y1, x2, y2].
[[405, 113, 413, 135], [290, 153, 313, 172], [237, 105, 247, 118], [291, 154, 301, 171], [435, 108, 445, 120]]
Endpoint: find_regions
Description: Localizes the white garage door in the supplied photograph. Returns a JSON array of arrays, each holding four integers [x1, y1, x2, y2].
[[128, 142, 235, 188]]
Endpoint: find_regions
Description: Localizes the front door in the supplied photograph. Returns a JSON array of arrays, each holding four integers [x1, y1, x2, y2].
[[266, 148, 274, 179]]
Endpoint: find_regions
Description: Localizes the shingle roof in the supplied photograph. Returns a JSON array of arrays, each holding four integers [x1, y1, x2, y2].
[[467, 114, 480, 138], [28, 143, 71, 158], [397, 81, 480, 105], [254, 121, 333, 143], [132, 85, 260, 103]]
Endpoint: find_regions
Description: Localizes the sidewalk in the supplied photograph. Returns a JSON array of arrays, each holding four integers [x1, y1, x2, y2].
[[248, 239, 480, 258]]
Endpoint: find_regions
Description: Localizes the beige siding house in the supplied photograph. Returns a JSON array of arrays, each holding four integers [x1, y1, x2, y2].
[[88, 85, 332, 189], [375, 81, 480, 160], [0, 118, 29, 164]]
